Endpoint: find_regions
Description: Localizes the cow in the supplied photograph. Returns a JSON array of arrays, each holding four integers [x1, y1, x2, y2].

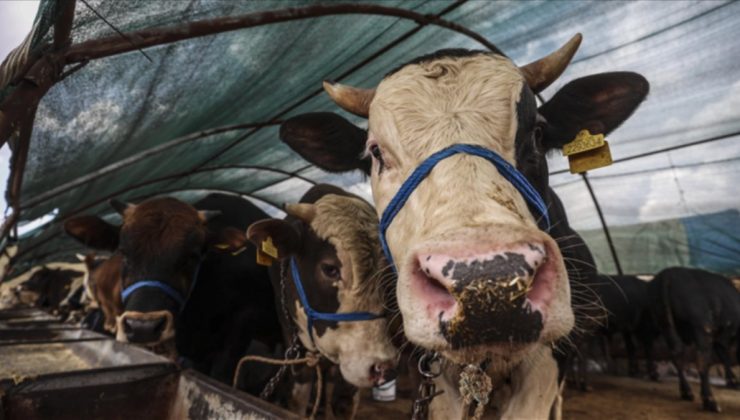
[[64, 193, 283, 384], [246, 184, 397, 417], [278, 33, 648, 418], [569, 274, 659, 390], [0, 266, 82, 311], [74, 252, 123, 333], [648, 267, 740, 412]]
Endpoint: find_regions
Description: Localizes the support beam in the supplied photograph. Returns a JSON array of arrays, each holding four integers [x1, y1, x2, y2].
[[64, 3, 503, 63], [0, 0, 77, 245], [581, 172, 623, 275]]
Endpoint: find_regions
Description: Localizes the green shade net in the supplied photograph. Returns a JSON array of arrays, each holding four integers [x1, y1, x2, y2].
[[4, 0, 739, 277]]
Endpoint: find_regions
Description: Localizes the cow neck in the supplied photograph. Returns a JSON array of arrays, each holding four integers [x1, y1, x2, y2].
[[287, 257, 382, 348], [378, 143, 550, 271], [119, 260, 202, 312]]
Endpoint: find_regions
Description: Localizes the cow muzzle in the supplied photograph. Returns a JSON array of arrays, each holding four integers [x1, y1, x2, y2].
[[116, 310, 174, 345], [412, 242, 556, 349]]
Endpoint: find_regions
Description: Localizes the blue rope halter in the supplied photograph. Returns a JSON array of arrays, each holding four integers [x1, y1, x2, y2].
[[289, 257, 382, 345], [120, 262, 202, 311], [378, 143, 550, 270]]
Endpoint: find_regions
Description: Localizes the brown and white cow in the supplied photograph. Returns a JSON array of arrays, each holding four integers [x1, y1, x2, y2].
[[247, 184, 397, 415], [280, 34, 649, 418]]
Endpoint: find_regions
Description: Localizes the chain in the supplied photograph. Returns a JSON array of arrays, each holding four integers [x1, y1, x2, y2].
[[259, 334, 301, 399], [412, 351, 444, 420], [257, 260, 303, 400]]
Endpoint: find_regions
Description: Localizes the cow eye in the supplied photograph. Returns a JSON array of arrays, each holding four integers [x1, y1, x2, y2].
[[533, 125, 543, 143], [320, 264, 341, 280], [369, 144, 385, 173]]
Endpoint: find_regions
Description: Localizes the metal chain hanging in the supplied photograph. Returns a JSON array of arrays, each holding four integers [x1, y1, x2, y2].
[[412, 351, 444, 420]]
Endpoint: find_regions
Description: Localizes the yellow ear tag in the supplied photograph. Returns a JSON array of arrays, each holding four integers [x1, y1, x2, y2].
[[261, 236, 278, 259], [562, 129, 613, 174], [256, 249, 274, 266]]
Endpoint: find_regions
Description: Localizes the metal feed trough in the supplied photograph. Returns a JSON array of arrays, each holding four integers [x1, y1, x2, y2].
[[0, 308, 298, 419]]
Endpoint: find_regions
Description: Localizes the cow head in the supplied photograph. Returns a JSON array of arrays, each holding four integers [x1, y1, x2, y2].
[[64, 197, 246, 346], [279, 35, 648, 364], [247, 187, 397, 387]]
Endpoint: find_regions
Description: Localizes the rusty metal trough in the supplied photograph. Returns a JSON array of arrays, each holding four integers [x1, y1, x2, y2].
[[0, 308, 298, 419]]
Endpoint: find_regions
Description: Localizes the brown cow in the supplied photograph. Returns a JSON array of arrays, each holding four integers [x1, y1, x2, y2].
[[280, 34, 648, 418], [77, 252, 123, 333]]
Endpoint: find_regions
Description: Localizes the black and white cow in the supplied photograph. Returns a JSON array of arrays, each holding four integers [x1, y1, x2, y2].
[[247, 184, 397, 416]]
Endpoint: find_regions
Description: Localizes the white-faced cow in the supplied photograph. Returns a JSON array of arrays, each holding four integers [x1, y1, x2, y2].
[[64, 194, 283, 383], [247, 184, 397, 416], [279, 34, 648, 418]]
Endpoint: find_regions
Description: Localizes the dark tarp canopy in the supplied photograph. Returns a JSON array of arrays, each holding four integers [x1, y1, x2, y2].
[[1, 0, 738, 277]]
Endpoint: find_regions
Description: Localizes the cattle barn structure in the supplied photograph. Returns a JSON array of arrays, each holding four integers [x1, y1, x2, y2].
[[0, 1, 738, 419]]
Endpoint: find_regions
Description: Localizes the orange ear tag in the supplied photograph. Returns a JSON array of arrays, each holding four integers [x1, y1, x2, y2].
[[562, 129, 613, 173]]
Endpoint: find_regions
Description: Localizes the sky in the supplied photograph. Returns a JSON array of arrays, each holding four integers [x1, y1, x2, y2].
[[0, 1, 41, 226]]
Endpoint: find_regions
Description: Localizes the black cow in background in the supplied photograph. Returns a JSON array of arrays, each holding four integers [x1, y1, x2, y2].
[[589, 274, 659, 380], [649, 267, 740, 412]]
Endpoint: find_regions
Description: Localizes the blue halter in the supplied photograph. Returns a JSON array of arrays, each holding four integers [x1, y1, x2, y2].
[[378, 143, 550, 269], [120, 262, 202, 311], [289, 257, 382, 345]]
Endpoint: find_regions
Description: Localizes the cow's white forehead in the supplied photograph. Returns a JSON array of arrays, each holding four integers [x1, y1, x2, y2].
[[369, 53, 525, 161], [308, 194, 383, 297]]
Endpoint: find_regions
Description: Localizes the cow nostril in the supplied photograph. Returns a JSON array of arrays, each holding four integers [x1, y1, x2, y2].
[[370, 362, 397, 385], [122, 316, 168, 343], [421, 269, 450, 296], [123, 318, 134, 333], [152, 317, 166, 335]]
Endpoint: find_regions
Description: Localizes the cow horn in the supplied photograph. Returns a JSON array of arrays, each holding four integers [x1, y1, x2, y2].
[[519, 33, 582, 94], [109, 199, 134, 215], [323, 80, 375, 118], [284, 203, 316, 224], [198, 210, 221, 222]]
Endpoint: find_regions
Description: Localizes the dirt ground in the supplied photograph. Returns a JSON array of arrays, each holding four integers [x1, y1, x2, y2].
[[563, 375, 740, 420], [356, 374, 740, 419]]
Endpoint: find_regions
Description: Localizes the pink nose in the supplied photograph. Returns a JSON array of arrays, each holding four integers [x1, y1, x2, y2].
[[419, 243, 546, 289], [413, 243, 551, 347]]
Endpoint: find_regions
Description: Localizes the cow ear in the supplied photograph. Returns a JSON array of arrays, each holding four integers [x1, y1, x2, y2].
[[64, 216, 120, 251], [246, 219, 301, 260], [280, 112, 371, 175], [210, 227, 248, 254], [538, 72, 649, 150], [109, 199, 134, 216]]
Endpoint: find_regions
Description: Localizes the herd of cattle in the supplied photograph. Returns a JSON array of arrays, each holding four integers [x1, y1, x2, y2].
[[1, 33, 739, 419]]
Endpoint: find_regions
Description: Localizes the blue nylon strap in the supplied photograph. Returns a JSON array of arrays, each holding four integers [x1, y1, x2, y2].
[[120, 280, 186, 308], [290, 258, 382, 345], [378, 143, 550, 269], [120, 261, 202, 312]]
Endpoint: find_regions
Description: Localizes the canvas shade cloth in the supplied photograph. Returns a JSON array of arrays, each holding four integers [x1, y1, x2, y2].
[[2, 0, 738, 277]]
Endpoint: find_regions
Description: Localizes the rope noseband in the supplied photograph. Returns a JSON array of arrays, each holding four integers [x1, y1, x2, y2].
[[378, 144, 550, 269]]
